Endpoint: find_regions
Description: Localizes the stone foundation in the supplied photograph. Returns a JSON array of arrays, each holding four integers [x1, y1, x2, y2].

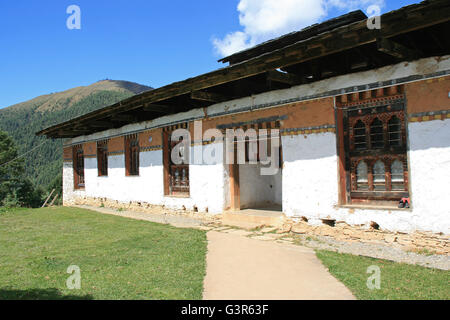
[[279, 220, 449, 255], [65, 196, 217, 221]]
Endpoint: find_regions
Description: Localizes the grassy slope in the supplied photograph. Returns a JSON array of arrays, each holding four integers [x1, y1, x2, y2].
[[0, 80, 152, 189], [316, 250, 450, 300], [0, 207, 206, 300]]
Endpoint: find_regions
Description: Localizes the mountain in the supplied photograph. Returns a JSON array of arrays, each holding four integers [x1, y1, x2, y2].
[[0, 80, 152, 189]]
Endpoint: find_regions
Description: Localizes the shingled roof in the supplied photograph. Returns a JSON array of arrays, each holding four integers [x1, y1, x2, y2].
[[218, 10, 368, 65]]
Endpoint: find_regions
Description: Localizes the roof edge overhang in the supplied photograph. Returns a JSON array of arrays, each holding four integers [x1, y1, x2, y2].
[[217, 10, 368, 65]]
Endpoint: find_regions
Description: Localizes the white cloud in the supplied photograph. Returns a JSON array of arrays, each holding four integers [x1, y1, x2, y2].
[[212, 31, 253, 58], [213, 0, 385, 57], [326, 0, 385, 11]]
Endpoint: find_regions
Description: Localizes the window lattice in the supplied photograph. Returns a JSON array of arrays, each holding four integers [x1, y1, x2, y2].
[[344, 94, 409, 202]]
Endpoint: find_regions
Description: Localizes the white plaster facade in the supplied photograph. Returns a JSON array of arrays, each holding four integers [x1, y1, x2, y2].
[[281, 123, 450, 234], [65, 144, 227, 214]]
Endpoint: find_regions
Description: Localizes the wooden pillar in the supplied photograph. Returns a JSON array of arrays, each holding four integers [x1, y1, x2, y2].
[[228, 142, 240, 211], [336, 106, 348, 205], [162, 130, 170, 195]]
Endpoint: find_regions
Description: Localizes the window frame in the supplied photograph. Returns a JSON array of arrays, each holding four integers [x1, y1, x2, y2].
[[125, 135, 140, 176], [73, 145, 85, 189], [163, 124, 190, 197], [338, 91, 410, 205], [97, 140, 108, 177]]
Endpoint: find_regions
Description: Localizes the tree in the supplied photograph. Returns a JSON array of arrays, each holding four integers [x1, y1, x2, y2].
[[0, 130, 44, 207], [0, 130, 24, 204]]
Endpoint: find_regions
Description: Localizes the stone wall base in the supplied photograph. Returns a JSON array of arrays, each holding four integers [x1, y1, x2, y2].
[[279, 220, 449, 255], [64, 196, 216, 221]]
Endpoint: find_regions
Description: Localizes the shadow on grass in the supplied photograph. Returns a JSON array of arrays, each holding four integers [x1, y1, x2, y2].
[[0, 288, 93, 300]]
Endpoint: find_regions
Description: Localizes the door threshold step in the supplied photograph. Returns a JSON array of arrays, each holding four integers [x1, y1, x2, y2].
[[222, 211, 286, 228]]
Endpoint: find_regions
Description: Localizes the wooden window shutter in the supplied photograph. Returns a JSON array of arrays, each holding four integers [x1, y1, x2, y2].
[[125, 137, 131, 176], [124, 134, 139, 176], [163, 124, 190, 196]]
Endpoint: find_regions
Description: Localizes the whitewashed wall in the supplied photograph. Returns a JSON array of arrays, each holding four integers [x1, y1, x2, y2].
[[62, 161, 86, 203], [280, 122, 450, 234], [63, 143, 227, 214], [407, 119, 450, 234], [239, 164, 282, 208], [282, 132, 339, 221]]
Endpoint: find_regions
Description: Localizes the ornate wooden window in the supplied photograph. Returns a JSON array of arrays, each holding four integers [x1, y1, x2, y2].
[[338, 86, 409, 205], [73, 145, 85, 189], [97, 140, 108, 177], [163, 123, 190, 196], [125, 135, 139, 176]]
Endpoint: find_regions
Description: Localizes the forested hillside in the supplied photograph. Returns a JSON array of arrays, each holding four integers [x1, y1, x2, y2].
[[0, 80, 152, 189]]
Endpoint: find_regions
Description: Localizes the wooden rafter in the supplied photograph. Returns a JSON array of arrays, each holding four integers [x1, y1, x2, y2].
[[89, 121, 114, 128], [143, 103, 173, 113], [190, 90, 230, 103], [266, 70, 301, 86], [110, 114, 137, 122], [377, 37, 421, 60]]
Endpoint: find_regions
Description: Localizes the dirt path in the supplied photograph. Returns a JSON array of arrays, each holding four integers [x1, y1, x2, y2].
[[203, 231, 355, 300]]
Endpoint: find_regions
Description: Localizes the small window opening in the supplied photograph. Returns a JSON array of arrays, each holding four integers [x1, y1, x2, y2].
[[373, 160, 386, 191], [388, 116, 402, 147], [370, 221, 380, 230], [322, 219, 336, 227], [391, 160, 405, 191], [356, 161, 369, 191], [353, 120, 367, 150]]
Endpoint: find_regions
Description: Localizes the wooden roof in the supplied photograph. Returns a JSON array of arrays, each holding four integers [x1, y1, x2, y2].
[[218, 10, 368, 65], [37, 0, 450, 139]]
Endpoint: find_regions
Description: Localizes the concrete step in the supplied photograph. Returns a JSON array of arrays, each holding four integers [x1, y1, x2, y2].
[[222, 210, 286, 229], [221, 220, 266, 231]]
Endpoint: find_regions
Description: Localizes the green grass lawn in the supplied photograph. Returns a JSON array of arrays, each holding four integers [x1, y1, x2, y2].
[[0, 207, 207, 300], [316, 250, 450, 300]]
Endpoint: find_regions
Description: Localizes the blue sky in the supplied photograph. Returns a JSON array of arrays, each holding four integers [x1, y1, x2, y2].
[[0, 0, 420, 108]]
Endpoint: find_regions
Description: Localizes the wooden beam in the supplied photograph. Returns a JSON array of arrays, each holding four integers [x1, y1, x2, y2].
[[89, 121, 114, 128], [42, 189, 55, 208], [377, 37, 421, 60], [57, 130, 89, 137], [266, 70, 301, 85], [68, 127, 91, 133], [110, 114, 137, 122], [49, 193, 59, 206], [143, 103, 173, 113], [190, 90, 231, 103]]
